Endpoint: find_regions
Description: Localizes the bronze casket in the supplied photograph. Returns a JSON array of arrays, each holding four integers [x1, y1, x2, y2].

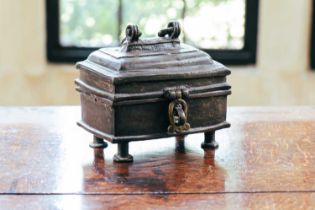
[[75, 22, 231, 162]]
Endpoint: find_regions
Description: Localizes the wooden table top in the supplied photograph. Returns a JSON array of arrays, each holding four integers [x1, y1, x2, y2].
[[0, 107, 314, 210]]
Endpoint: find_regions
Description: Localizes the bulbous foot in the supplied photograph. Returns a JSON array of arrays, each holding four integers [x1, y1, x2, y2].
[[201, 131, 219, 149], [175, 135, 186, 153], [89, 136, 108, 148], [113, 142, 133, 163], [114, 154, 133, 163]]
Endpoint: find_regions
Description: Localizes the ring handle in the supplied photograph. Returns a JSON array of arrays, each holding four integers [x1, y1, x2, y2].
[[158, 21, 181, 39], [125, 25, 142, 42]]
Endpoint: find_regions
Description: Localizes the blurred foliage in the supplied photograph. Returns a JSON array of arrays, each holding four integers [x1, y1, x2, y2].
[[60, 0, 245, 49]]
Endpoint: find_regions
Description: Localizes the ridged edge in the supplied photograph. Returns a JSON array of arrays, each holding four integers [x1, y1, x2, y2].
[[77, 120, 230, 143]]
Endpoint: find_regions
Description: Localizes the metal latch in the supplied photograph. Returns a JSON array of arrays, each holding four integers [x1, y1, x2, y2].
[[164, 86, 190, 134]]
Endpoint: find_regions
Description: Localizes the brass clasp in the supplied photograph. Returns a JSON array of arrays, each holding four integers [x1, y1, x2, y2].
[[164, 87, 190, 134]]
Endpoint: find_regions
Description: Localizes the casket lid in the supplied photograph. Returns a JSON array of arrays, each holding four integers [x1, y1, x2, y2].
[[76, 22, 230, 84]]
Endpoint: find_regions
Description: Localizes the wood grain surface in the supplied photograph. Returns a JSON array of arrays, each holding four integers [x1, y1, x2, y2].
[[0, 107, 314, 209]]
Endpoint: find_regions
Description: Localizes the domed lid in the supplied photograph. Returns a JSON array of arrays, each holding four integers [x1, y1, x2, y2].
[[76, 22, 230, 84]]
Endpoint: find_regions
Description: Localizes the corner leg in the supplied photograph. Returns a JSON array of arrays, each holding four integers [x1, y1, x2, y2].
[[201, 131, 219, 149], [89, 135, 108, 148], [114, 142, 133, 163], [175, 135, 186, 153]]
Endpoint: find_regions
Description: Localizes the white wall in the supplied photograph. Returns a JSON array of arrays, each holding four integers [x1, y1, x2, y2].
[[230, 0, 315, 105], [0, 0, 314, 105]]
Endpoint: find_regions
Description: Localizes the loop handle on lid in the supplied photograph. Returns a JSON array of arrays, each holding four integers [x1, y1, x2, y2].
[[125, 25, 142, 42], [158, 21, 181, 39]]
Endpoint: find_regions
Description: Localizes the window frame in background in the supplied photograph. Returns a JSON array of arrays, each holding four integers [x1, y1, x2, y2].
[[46, 0, 259, 65]]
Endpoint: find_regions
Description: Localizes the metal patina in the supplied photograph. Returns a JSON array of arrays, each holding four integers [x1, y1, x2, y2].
[[75, 22, 231, 162]]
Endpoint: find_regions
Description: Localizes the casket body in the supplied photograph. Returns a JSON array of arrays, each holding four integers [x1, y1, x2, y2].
[[75, 37, 231, 143]]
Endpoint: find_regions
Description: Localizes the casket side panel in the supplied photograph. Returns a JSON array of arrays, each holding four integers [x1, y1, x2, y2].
[[113, 76, 230, 141], [79, 93, 114, 136], [114, 94, 228, 138], [76, 70, 115, 140]]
